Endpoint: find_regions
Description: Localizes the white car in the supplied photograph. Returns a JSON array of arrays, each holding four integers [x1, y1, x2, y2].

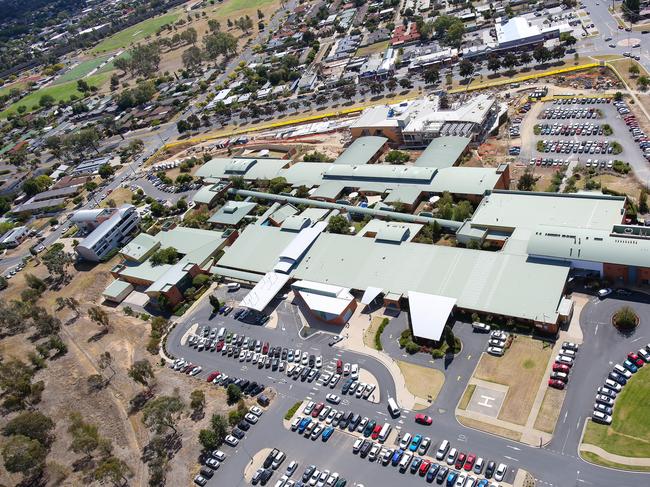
[[301, 352, 309, 365], [250, 406, 263, 416], [555, 355, 574, 365], [315, 356, 323, 368], [604, 379, 622, 392], [224, 435, 239, 447], [613, 364, 632, 379], [303, 401, 315, 415], [350, 364, 359, 380], [494, 463, 508, 482], [352, 438, 363, 453], [290, 416, 302, 431], [398, 432, 412, 450], [326, 393, 341, 404], [592, 411, 612, 424], [487, 346, 505, 356], [490, 330, 509, 340], [245, 413, 259, 424], [189, 366, 202, 376], [598, 288, 612, 298]]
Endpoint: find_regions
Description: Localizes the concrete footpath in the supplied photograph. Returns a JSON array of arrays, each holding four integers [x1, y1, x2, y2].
[[580, 443, 650, 467]]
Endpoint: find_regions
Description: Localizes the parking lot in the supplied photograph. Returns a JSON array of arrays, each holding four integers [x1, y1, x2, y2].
[[519, 97, 650, 176]]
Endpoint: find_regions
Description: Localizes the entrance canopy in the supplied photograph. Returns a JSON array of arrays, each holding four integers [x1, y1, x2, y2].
[[408, 291, 457, 341], [361, 286, 383, 305], [240, 271, 290, 312]]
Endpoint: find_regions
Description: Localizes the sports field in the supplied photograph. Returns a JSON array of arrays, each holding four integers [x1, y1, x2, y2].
[[218, 0, 276, 15], [0, 80, 29, 98], [53, 55, 113, 84], [0, 73, 109, 118], [91, 11, 181, 53]]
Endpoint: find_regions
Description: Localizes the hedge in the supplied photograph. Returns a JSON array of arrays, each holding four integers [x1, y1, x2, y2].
[[285, 401, 301, 421]]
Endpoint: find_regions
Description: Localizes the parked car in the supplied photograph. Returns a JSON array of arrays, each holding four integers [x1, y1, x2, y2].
[[415, 413, 432, 425]]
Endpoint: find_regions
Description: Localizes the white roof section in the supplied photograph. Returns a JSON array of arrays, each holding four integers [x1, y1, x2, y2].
[[239, 271, 291, 312], [496, 16, 540, 44], [293, 280, 354, 316], [361, 286, 383, 305], [274, 221, 327, 272], [408, 291, 457, 341]]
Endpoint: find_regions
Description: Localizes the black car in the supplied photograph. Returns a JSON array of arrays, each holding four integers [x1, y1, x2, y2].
[[232, 427, 245, 440], [359, 440, 372, 457], [341, 379, 353, 394], [272, 358, 279, 371], [260, 468, 273, 485], [273, 347, 281, 359], [239, 379, 250, 390], [200, 467, 214, 479], [300, 367, 310, 381], [485, 461, 496, 479], [339, 412, 353, 429], [308, 354, 315, 367], [436, 465, 449, 483], [245, 382, 258, 394], [263, 449, 279, 469], [238, 420, 251, 432], [410, 457, 422, 474], [281, 348, 288, 360], [348, 414, 361, 432], [303, 465, 316, 482]]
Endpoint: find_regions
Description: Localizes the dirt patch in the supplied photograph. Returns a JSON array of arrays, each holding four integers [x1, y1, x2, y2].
[[533, 387, 566, 434], [396, 360, 444, 403], [100, 187, 134, 208], [575, 172, 644, 199], [458, 384, 476, 411], [474, 336, 552, 426], [457, 416, 522, 442]]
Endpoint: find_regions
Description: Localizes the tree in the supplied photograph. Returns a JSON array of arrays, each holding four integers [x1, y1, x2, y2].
[[25, 274, 46, 293], [399, 78, 413, 89], [533, 46, 551, 64], [210, 413, 228, 443], [623, 0, 640, 17], [128, 43, 160, 77], [519, 52, 532, 67], [226, 384, 242, 405], [385, 150, 410, 164], [326, 215, 350, 234], [386, 77, 398, 92], [68, 412, 112, 461], [180, 27, 198, 45], [487, 56, 501, 74], [257, 9, 264, 19], [458, 59, 474, 81], [269, 176, 288, 194], [142, 395, 184, 435], [31, 306, 61, 337], [88, 306, 111, 334], [98, 163, 115, 179], [128, 360, 155, 390], [207, 19, 221, 32], [203, 32, 238, 59], [423, 67, 440, 85], [98, 351, 116, 384], [551, 45, 565, 61], [114, 57, 130, 76], [517, 169, 537, 191], [199, 429, 219, 450], [22, 175, 53, 196], [182, 46, 202, 71], [0, 360, 44, 410], [502, 53, 518, 71], [638, 75, 650, 91], [235, 15, 254, 35], [94, 456, 132, 486], [3, 411, 54, 446], [560, 33, 577, 46], [42, 243, 72, 282], [2, 435, 46, 475], [443, 325, 456, 350], [190, 389, 205, 415], [39, 94, 55, 108], [629, 64, 640, 77], [209, 294, 221, 312], [151, 246, 179, 266], [639, 189, 648, 214]]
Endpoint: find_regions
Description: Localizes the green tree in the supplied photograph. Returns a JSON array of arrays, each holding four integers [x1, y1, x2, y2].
[[269, 176, 288, 194], [423, 67, 439, 85], [326, 215, 350, 234], [190, 389, 205, 416], [210, 413, 228, 443], [94, 456, 133, 486], [42, 243, 72, 282], [182, 46, 203, 71], [203, 32, 238, 59], [458, 59, 474, 81], [142, 395, 184, 435], [89, 306, 111, 334], [517, 169, 537, 191], [385, 150, 410, 164], [226, 384, 242, 405], [487, 56, 501, 74], [3, 411, 54, 446], [68, 412, 112, 461], [39, 94, 55, 108], [98, 163, 115, 179], [2, 434, 46, 475], [639, 189, 648, 214], [128, 360, 155, 390], [150, 247, 179, 266]]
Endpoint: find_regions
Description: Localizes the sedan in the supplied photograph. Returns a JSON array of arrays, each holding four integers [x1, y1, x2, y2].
[[592, 411, 612, 424], [224, 435, 239, 447], [595, 394, 615, 407], [409, 434, 422, 452], [418, 437, 431, 455], [608, 371, 627, 386], [548, 379, 565, 390], [494, 463, 507, 482], [398, 433, 412, 450], [326, 393, 341, 404], [415, 413, 432, 425], [454, 452, 467, 470], [594, 403, 613, 415], [245, 413, 259, 424], [464, 453, 476, 471], [552, 363, 570, 373]]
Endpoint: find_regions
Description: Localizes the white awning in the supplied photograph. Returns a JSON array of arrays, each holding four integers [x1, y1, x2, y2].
[[408, 291, 457, 341], [361, 286, 383, 305], [240, 272, 290, 312]]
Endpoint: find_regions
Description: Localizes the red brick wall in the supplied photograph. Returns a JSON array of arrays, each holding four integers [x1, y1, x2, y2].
[[604, 263, 629, 283], [637, 267, 650, 284]]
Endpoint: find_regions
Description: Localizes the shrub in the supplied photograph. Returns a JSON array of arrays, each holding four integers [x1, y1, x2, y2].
[[431, 349, 445, 359], [405, 342, 420, 354], [284, 401, 301, 421], [613, 306, 639, 330], [374, 318, 389, 351], [192, 274, 210, 287]]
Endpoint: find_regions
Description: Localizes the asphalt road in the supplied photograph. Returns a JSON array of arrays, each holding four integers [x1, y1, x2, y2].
[[165, 287, 650, 487]]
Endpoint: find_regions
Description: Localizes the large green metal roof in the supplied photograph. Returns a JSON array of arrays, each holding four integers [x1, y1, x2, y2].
[[415, 136, 470, 169], [333, 136, 387, 165]]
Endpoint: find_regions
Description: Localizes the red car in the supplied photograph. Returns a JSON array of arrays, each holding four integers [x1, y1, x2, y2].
[[415, 413, 432, 425], [552, 363, 570, 373], [336, 359, 342, 374], [628, 353, 644, 367], [216, 341, 224, 352], [463, 453, 476, 471], [206, 371, 220, 382], [455, 452, 466, 470], [419, 460, 431, 476], [311, 403, 324, 418], [371, 424, 382, 440], [262, 342, 269, 354], [548, 379, 565, 390]]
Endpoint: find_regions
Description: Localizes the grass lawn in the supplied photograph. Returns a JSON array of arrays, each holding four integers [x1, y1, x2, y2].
[[218, 0, 276, 15], [457, 416, 522, 442], [100, 188, 134, 208], [458, 384, 476, 410], [355, 40, 389, 57], [396, 360, 444, 402], [534, 387, 565, 434], [575, 173, 642, 198], [581, 451, 650, 472], [0, 73, 109, 118], [474, 336, 552, 426], [608, 58, 650, 89], [0, 80, 29, 97], [53, 55, 113, 85], [91, 11, 182, 54]]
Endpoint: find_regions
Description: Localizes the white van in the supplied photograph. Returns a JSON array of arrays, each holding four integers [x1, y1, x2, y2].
[[387, 397, 400, 417], [398, 452, 412, 472], [226, 282, 240, 291], [436, 440, 450, 460], [217, 327, 226, 339], [378, 422, 391, 443]]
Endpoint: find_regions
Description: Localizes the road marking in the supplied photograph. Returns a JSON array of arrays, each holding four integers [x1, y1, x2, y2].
[[577, 417, 582, 429], [594, 324, 598, 335], [506, 445, 521, 451], [631, 337, 643, 343], [563, 411, 568, 423], [467, 354, 471, 360], [503, 455, 519, 462], [457, 376, 462, 381], [457, 434, 467, 442]]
